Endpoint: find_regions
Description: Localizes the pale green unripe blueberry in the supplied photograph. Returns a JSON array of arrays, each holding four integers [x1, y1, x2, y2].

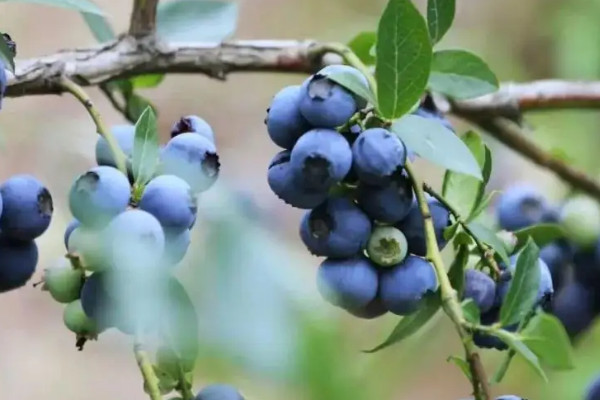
[[63, 299, 98, 335], [497, 230, 518, 255], [367, 226, 408, 267], [43, 258, 84, 303], [560, 195, 600, 249]]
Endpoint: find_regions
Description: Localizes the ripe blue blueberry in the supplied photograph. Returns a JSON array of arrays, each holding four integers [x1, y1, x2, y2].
[[0, 61, 6, 110], [80, 272, 131, 333], [267, 150, 328, 209], [290, 128, 352, 191], [69, 166, 130, 228], [0, 174, 53, 241], [162, 229, 191, 266], [95, 125, 135, 170], [572, 248, 600, 289], [356, 172, 414, 223], [540, 240, 572, 292], [161, 133, 220, 193], [586, 374, 600, 400], [316, 64, 369, 109], [351, 128, 407, 185], [64, 219, 80, 250], [0, 235, 38, 293], [396, 198, 450, 256], [552, 282, 598, 339], [171, 115, 215, 143], [379, 255, 438, 315], [496, 184, 548, 231], [195, 384, 245, 400], [265, 85, 311, 149], [472, 308, 515, 351], [463, 269, 496, 314], [316, 256, 379, 310], [345, 296, 388, 319], [300, 197, 371, 258], [139, 175, 197, 233]]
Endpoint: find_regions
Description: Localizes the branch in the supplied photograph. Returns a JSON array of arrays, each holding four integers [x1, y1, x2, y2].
[[129, 0, 159, 37]]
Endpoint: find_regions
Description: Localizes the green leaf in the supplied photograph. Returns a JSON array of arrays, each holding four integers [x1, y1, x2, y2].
[[461, 299, 480, 324], [442, 131, 487, 217], [427, 0, 455, 44], [443, 222, 459, 241], [448, 244, 468, 297], [391, 115, 482, 179], [132, 107, 160, 186], [447, 355, 471, 381], [521, 313, 575, 370], [500, 239, 541, 327], [81, 12, 114, 42], [375, 0, 432, 118], [0, 34, 14, 73], [514, 224, 566, 250], [348, 31, 377, 65], [429, 50, 499, 99], [325, 70, 376, 106], [0, 0, 104, 14], [131, 74, 166, 89], [157, 0, 238, 42], [364, 292, 440, 353], [151, 365, 178, 395], [492, 329, 548, 382], [126, 92, 157, 123], [467, 222, 510, 265], [468, 190, 499, 223]]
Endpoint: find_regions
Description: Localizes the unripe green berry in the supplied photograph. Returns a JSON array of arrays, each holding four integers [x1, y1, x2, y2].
[[43, 258, 84, 303], [367, 226, 408, 267], [560, 195, 600, 249], [496, 230, 518, 255], [63, 299, 98, 336]]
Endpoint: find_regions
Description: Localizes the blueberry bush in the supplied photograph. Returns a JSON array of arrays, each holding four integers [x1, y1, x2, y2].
[[3, 0, 600, 399]]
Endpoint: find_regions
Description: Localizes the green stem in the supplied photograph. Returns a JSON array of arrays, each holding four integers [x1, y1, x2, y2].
[[134, 340, 163, 400], [58, 77, 128, 175], [405, 161, 491, 400], [176, 361, 194, 400]]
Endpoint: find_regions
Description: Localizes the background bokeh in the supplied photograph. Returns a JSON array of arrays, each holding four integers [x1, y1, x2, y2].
[[1, 0, 600, 399]]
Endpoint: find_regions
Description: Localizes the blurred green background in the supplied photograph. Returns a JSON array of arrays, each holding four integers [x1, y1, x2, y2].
[[1, 0, 600, 399]]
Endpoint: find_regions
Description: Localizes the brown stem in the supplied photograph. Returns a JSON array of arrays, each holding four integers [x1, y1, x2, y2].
[[129, 0, 159, 37]]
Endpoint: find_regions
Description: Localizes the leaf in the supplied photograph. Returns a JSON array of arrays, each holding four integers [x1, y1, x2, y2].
[[442, 131, 487, 217], [157, 0, 238, 42], [0, 34, 14, 73], [375, 0, 432, 119], [443, 222, 459, 241], [325, 70, 376, 106], [461, 299, 480, 324], [448, 244, 468, 297], [81, 12, 114, 42], [467, 222, 510, 265], [500, 239, 541, 327], [0, 0, 104, 14], [126, 92, 157, 123], [132, 106, 160, 186], [521, 313, 575, 370], [364, 292, 440, 353], [447, 355, 471, 381], [391, 115, 482, 179], [427, 0, 455, 44], [514, 224, 565, 250], [131, 74, 165, 89], [429, 50, 499, 99], [468, 190, 499, 223], [348, 31, 377, 65], [492, 329, 548, 382]]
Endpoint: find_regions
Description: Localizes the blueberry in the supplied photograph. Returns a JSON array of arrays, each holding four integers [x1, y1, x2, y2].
[[495, 396, 523, 400], [411, 106, 454, 132], [496, 184, 548, 231], [139, 175, 197, 233], [316, 64, 369, 109], [345, 296, 388, 319], [171, 115, 215, 143], [366, 226, 409, 267], [0, 61, 6, 110], [317, 256, 379, 310], [299, 71, 360, 128], [573, 248, 600, 288], [80, 273, 130, 333], [195, 384, 245, 400], [0, 175, 53, 241], [496, 255, 554, 310], [0, 235, 38, 293], [69, 166, 130, 228], [63, 299, 98, 336], [586, 374, 600, 400], [379, 255, 438, 315], [540, 240, 572, 291], [552, 282, 598, 339], [267, 150, 328, 209], [265, 85, 311, 149], [67, 225, 109, 272], [300, 197, 371, 258], [161, 133, 220, 193], [95, 125, 135, 170], [561, 195, 600, 249], [472, 308, 514, 351], [42, 257, 84, 303], [396, 198, 450, 256], [463, 269, 496, 314], [162, 229, 191, 266], [290, 128, 352, 191], [352, 128, 407, 185], [356, 172, 414, 223], [64, 219, 80, 250]]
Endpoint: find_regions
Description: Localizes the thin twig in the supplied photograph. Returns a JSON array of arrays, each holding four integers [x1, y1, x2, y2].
[[134, 340, 162, 400]]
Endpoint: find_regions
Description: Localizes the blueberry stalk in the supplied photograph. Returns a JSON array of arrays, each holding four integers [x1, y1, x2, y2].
[[133, 339, 163, 400], [58, 77, 128, 175], [176, 360, 194, 400]]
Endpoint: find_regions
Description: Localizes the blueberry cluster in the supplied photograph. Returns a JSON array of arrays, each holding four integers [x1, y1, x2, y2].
[[494, 184, 600, 340], [42, 116, 220, 340], [265, 65, 453, 319], [0, 175, 53, 293]]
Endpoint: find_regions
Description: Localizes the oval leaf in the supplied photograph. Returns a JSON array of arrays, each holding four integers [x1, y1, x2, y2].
[[461, 299, 480, 324], [324, 70, 376, 106], [429, 49, 499, 99], [0, 34, 14, 73], [447, 355, 471, 381], [81, 12, 114, 42], [131, 74, 166, 89], [427, 0, 455, 44], [348, 31, 377, 65], [521, 312, 574, 370], [448, 244, 468, 297], [514, 224, 566, 250], [391, 115, 483, 179], [157, 0, 238, 42], [376, 0, 432, 119], [0, 0, 104, 14], [132, 106, 160, 186], [492, 329, 548, 382], [499, 239, 541, 327]]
